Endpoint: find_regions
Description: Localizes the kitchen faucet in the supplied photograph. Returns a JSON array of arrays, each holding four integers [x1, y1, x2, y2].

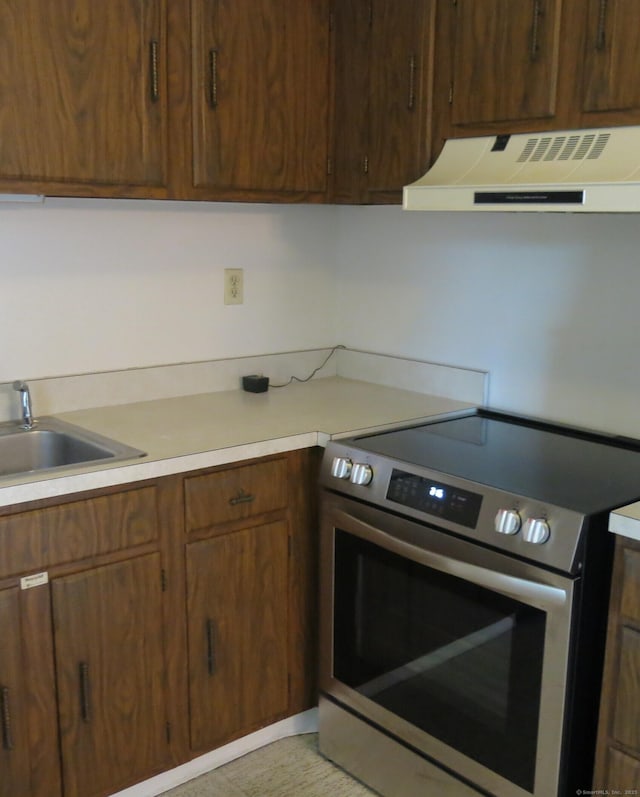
[[13, 380, 35, 429]]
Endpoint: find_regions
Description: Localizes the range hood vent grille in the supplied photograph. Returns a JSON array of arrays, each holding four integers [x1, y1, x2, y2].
[[517, 132, 611, 164], [403, 125, 640, 213]]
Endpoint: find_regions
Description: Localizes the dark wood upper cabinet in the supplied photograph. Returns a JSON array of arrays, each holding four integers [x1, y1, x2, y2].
[[331, 0, 435, 204], [180, 0, 331, 200], [433, 0, 565, 146], [0, 0, 168, 197], [571, 0, 640, 124]]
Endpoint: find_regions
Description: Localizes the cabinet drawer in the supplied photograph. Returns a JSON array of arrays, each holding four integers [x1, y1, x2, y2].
[[613, 626, 640, 752], [0, 487, 158, 579], [185, 458, 288, 531], [620, 546, 640, 624]]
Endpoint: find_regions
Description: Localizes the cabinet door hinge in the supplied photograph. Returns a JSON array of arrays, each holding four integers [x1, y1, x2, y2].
[[327, 157, 333, 176], [363, 155, 369, 174], [161, 569, 167, 592], [368, 0, 373, 27], [166, 722, 171, 744], [329, 10, 334, 32], [448, 84, 454, 104]]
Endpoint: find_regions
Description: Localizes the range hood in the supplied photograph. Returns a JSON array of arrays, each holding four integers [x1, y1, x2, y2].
[[403, 125, 640, 213]]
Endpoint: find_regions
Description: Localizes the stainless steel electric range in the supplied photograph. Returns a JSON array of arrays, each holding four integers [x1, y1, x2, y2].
[[318, 409, 640, 797]]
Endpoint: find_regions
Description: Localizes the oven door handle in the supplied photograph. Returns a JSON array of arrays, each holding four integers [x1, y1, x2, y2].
[[358, 522, 569, 611]]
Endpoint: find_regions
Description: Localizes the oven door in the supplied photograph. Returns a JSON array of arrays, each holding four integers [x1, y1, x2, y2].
[[319, 492, 577, 797]]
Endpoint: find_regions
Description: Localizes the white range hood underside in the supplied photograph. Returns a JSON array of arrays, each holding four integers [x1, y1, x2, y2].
[[403, 126, 640, 213]]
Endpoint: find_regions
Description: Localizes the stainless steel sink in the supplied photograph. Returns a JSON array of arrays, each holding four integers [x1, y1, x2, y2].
[[0, 417, 146, 479]]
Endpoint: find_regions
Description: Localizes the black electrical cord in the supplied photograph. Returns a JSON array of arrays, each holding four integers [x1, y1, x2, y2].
[[270, 345, 346, 388]]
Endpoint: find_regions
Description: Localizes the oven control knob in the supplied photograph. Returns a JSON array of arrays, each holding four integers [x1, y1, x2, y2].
[[495, 509, 521, 535], [350, 462, 373, 486], [331, 457, 352, 479], [523, 517, 550, 545]]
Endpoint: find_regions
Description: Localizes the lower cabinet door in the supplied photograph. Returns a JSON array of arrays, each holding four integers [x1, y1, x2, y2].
[[0, 588, 31, 797], [0, 583, 60, 797], [187, 521, 290, 752], [52, 554, 169, 797]]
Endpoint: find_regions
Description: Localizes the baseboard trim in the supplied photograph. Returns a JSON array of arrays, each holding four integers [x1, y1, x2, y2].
[[110, 709, 319, 797]]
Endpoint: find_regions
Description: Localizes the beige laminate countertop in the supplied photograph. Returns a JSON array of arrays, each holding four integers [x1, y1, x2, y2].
[[609, 501, 640, 542], [0, 377, 476, 509]]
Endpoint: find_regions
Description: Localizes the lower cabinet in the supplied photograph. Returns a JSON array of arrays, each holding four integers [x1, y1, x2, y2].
[[594, 535, 640, 790], [0, 448, 320, 797], [0, 486, 171, 797], [52, 554, 170, 797], [0, 588, 45, 797], [186, 521, 289, 751]]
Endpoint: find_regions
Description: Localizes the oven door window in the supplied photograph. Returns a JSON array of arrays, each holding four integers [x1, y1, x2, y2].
[[333, 529, 546, 793]]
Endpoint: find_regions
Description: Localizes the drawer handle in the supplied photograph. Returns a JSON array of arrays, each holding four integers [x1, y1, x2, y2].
[[407, 54, 416, 110], [596, 0, 608, 50], [530, 0, 542, 61], [1, 686, 14, 751], [208, 48, 218, 108], [149, 40, 160, 102], [229, 489, 255, 506], [206, 619, 216, 676], [79, 662, 91, 723]]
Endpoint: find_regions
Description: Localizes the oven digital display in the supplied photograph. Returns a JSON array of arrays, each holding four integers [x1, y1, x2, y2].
[[387, 469, 482, 528]]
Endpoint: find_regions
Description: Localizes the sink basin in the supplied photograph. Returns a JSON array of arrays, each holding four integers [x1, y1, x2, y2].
[[0, 417, 146, 479]]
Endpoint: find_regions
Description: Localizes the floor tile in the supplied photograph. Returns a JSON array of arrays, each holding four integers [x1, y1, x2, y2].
[[161, 734, 377, 797]]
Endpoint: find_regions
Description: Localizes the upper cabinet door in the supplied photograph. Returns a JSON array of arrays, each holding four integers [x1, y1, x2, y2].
[[331, 0, 435, 204], [446, 0, 563, 129], [367, 0, 435, 198], [579, 0, 640, 117], [190, 0, 330, 196], [0, 0, 168, 191]]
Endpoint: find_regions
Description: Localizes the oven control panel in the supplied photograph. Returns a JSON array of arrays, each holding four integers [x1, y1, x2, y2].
[[386, 469, 482, 529]]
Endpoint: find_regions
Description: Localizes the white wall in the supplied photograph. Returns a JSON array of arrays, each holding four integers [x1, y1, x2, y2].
[[0, 198, 337, 380], [335, 206, 640, 436], [3, 197, 640, 438]]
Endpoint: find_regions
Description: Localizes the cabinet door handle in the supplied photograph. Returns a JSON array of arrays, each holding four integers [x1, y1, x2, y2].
[[596, 0, 608, 50], [407, 54, 417, 110], [79, 662, 91, 723], [229, 489, 255, 506], [530, 0, 542, 61], [208, 48, 218, 109], [1, 686, 14, 751], [206, 619, 216, 676], [150, 40, 160, 103]]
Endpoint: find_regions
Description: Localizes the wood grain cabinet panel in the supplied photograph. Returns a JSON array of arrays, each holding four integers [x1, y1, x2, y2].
[[612, 627, 640, 751], [0, 583, 62, 797], [186, 521, 289, 752], [594, 535, 640, 791], [52, 553, 170, 797], [0, 589, 34, 797], [0, 0, 168, 194], [446, 0, 563, 128], [579, 0, 640, 117], [331, 0, 435, 204], [189, 0, 330, 196], [185, 458, 288, 530], [0, 487, 158, 579]]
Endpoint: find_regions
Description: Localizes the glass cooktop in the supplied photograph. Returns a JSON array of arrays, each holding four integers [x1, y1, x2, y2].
[[353, 411, 640, 514]]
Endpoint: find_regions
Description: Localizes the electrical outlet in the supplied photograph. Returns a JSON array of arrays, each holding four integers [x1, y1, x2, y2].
[[224, 268, 244, 305]]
